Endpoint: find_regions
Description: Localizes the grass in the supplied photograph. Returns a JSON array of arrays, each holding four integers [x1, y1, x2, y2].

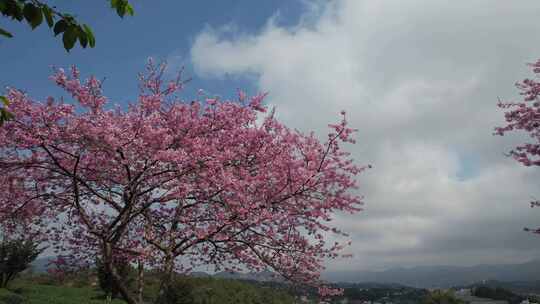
[[0, 283, 125, 304], [0, 274, 297, 304]]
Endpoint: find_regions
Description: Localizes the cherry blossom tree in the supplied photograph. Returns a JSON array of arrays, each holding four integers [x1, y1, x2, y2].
[[495, 58, 540, 234], [0, 61, 366, 304]]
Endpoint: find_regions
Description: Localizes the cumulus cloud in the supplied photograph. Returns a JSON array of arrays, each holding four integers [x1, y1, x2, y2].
[[189, 0, 540, 270]]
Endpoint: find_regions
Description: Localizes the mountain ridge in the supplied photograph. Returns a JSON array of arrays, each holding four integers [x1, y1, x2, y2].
[[31, 257, 540, 289], [322, 259, 540, 288]]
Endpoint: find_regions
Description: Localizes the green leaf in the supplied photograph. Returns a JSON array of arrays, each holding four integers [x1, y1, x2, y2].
[[0, 96, 13, 125], [62, 26, 77, 51], [42, 5, 54, 28], [125, 3, 134, 16], [10, 0, 24, 21], [0, 108, 14, 124], [53, 19, 67, 36], [0, 27, 12, 38], [116, 6, 125, 17], [23, 3, 42, 29], [0, 95, 9, 106], [77, 26, 87, 48], [110, 0, 133, 18], [82, 24, 95, 48], [0, 1, 7, 14], [2, 108, 13, 119], [112, 0, 128, 17]]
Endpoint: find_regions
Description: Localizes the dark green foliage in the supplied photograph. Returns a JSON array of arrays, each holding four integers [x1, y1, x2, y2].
[[22, 3, 41, 29], [137, 272, 295, 304], [0, 0, 133, 125], [95, 258, 133, 300], [61, 25, 77, 51], [82, 24, 95, 47], [334, 285, 429, 304], [110, 0, 134, 18], [423, 290, 464, 304], [473, 286, 524, 304], [0, 239, 41, 288], [0, 96, 13, 126], [344, 287, 391, 301], [186, 278, 295, 304], [0, 28, 12, 37], [155, 277, 195, 304], [0, 293, 24, 304], [0, 0, 133, 51], [0, 289, 24, 304]]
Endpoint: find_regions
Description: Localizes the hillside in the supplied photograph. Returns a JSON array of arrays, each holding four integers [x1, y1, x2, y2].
[[0, 274, 296, 304], [322, 260, 540, 288]]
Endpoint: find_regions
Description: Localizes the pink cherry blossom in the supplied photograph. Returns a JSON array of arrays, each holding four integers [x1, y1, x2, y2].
[[0, 61, 366, 304], [496, 58, 540, 235]]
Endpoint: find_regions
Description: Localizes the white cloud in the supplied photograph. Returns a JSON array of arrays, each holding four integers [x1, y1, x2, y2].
[[190, 0, 540, 270]]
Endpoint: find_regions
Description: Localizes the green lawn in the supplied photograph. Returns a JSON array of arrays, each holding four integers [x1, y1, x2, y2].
[[0, 284, 125, 304], [0, 276, 297, 304]]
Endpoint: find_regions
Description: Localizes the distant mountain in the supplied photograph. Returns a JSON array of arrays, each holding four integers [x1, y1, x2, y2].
[[31, 257, 282, 282], [196, 271, 411, 289], [32, 256, 540, 291], [322, 260, 540, 288], [213, 270, 283, 282], [458, 280, 540, 294], [335, 281, 409, 289]]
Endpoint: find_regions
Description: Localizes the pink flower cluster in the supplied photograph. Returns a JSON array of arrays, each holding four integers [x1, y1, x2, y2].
[[496, 58, 540, 236], [495, 59, 540, 167]]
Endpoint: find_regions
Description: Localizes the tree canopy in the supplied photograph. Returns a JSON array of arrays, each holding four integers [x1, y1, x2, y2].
[[0, 61, 365, 304]]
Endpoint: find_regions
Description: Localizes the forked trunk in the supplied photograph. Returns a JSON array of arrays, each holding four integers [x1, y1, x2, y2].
[[104, 242, 139, 304], [157, 254, 175, 298]]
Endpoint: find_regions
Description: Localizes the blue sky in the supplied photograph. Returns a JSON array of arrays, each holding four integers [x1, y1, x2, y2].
[[0, 0, 304, 103]]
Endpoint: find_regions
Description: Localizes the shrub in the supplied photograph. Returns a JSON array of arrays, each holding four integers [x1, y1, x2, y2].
[[0, 292, 24, 304], [96, 258, 133, 299], [0, 239, 41, 288], [155, 278, 194, 304]]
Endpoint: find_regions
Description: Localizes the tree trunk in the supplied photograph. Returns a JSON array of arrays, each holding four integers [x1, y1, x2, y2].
[[137, 259, 144, 303], [104, 242, 139, 304], [157, 254, 175, 298]]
